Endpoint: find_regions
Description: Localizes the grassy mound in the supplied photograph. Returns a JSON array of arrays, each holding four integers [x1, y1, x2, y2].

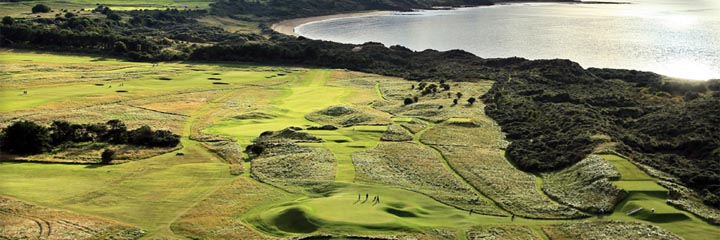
[[306, 105, 390, 127], [542, 154, 626, 212], [379, 125, 413, 142], [251, 145, 336, 193], [273, 208, 319, 233]]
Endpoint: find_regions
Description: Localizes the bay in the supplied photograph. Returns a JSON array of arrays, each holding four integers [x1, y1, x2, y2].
[[297, 0, 720, 80]]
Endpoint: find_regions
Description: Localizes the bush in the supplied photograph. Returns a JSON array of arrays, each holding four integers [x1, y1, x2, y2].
[[403, 98, 414, 105], [128, 125, 181, 147], [32, 4, 51, 14], [2, 16, 14, 25], [101, 149, 115, 164], [1, 121, 51, 155]]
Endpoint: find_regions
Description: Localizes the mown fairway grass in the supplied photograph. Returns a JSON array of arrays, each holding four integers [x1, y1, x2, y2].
[[600, 154, 720, 240], [1, 50, 719, 239]]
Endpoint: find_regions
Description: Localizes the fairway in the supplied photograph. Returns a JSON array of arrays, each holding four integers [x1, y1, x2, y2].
[[1, 50, 719, 239]]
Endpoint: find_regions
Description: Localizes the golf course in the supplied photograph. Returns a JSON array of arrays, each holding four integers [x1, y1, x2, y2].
[[1, 49, 718, 239]]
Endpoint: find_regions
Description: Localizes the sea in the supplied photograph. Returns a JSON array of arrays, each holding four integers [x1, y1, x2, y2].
[[296, 0, 720, 80]]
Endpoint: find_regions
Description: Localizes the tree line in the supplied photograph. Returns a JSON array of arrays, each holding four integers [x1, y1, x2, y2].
[[0, 120, 180, 155]]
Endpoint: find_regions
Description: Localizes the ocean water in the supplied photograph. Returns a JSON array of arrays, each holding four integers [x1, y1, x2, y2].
[[297, 0, 720, 80]]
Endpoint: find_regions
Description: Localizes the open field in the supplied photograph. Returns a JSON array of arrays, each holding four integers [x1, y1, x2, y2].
[[1, 50, 719, 239]]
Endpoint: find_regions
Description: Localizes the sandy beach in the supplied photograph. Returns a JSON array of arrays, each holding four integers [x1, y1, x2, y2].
[[271, 11, 392, 36]]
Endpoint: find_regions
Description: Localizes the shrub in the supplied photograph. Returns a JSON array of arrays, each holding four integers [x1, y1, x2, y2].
[[101, 149, 115, 164], [403, 98, 414, 105], [467, 97, 476, 105], [32, 4, 51, 14], [2, 16, 14, 25], [128, 125, 180, 147]]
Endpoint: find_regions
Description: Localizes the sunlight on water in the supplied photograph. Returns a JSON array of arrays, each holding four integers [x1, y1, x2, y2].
[[298, 0, 720, 80], [651, 59, 719, 80]]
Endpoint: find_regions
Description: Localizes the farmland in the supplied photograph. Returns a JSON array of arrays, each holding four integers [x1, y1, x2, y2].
[[1, 49, 719, 239]]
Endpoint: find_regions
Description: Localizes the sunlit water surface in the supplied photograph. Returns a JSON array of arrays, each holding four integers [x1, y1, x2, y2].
[[297, 0, 720, 80]]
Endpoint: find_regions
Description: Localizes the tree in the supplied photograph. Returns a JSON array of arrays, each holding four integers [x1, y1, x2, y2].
[[101, 149, 115, 164], [32, 4, 51, 14], [2, 16, 14, 25], [452, 99, 458, 106], [1, 120, 51, 155], [456, 92, 463, 99], [468, 97, 477, 105]]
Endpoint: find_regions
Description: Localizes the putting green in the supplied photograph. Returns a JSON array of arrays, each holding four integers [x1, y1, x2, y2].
[[243, 182, 522, 237]]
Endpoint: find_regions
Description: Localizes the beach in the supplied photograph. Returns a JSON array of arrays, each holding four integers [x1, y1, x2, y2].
[[271, 11, 392, 36]]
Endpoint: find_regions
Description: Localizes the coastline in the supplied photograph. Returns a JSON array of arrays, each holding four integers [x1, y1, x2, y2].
[[271, 11, 393, 36]]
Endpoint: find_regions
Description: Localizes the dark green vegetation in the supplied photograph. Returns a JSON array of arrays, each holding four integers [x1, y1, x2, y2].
[[1, 5, 260, 61], [210, 0, 494, 19], [482, 64, 720, 208], [0, 119, 180, 155]]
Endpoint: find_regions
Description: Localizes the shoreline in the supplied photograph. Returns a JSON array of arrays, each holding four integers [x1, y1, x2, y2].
[[271, 11, 392, 36]]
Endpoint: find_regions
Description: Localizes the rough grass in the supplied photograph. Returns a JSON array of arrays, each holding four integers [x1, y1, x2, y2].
[[435, 145, 585, 219], [0, 196, 144, 240], [542, 154, 626, 212], [170, 177, 291, 240], [380, 124, 413, 142], [353, 142, 501, 215], [543, 220, 683, 240], [466, 225, 543, 240], [419, 114, 581, 218], [305, 105, 392, 127], [659, 181, 720, 224], [373, 80, 493, 122], [251, 145, 336, 193]]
